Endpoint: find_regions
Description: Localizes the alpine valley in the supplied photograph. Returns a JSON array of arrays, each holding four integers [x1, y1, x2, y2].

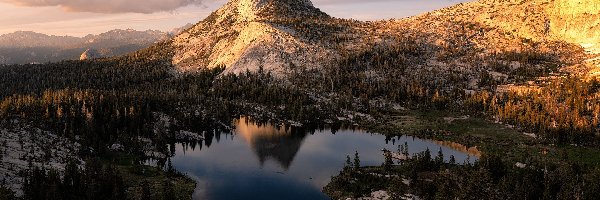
[[0, 0, 599, 199]]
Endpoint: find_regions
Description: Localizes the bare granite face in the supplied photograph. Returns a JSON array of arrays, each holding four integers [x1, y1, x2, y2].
[[170, 0, 336, 75], [80, 48, 101, 60], [0, 120, 81, 196], [475, 0, 600, 46]]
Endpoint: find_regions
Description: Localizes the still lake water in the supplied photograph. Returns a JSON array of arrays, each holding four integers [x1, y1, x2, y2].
[[171, 118, 477, 200]]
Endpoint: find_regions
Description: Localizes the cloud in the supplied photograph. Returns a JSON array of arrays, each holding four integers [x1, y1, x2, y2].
[[0, 0, 210, 13], [0, 0, 469, 14]]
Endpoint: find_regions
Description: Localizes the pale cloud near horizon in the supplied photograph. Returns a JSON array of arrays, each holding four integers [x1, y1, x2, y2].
[[0, 0, 464, 13], [0, 0, 212, 13], [0, 0, 472, 36]]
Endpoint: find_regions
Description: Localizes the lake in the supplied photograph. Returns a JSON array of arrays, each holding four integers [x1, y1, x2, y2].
[[171, 117, 477, 200]]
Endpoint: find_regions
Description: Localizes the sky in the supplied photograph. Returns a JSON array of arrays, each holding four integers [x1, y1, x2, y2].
[[0, 0, 472, 37]]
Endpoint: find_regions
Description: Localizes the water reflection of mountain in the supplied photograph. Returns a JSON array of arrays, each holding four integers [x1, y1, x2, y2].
[[235, 117, 307, 170]]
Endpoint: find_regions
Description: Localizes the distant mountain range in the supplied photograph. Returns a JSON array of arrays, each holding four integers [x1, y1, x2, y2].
[[0, 24, 193, 64]]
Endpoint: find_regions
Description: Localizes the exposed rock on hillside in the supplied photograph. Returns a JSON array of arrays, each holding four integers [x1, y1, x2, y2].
[[454, 0, 600, 48], [80, 48, 102, 60], [168, 0, 596, 78], [548, 0, 600, 47], [171, 0, 342, 75], [0, 120, 81, 196]]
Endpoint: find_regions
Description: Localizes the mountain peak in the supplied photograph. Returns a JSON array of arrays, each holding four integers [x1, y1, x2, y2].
[[233, 0, 326, 21], [170, 0, 334, 74]]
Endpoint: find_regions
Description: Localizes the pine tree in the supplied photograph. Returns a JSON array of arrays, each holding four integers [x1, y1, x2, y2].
[[383, 149, 393, 172], [449, 155, 456, 165], [434, 147, 444, 168], [345, 155, 352, 171], [353, 151, 361, 170]]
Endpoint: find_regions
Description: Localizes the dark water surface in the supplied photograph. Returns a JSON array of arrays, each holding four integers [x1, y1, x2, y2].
[[171, 118, 477, 200]]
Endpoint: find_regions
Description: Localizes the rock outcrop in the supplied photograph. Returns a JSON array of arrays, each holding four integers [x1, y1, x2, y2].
[[80, 48, 101, 60], [443, 0, 599, 49], [548, 0, 600, 45]]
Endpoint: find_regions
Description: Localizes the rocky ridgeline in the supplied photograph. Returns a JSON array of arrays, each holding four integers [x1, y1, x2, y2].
[[0, 29, 171, 65], [168, 0, 597, 83], [366, 0, 597, 91]]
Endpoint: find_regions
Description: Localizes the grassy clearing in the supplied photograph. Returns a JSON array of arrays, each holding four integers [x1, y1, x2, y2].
[[324, 108, 600, 199], [119, 165, 196, 200], [105, 153, 196, 200], [366, 109, 600, 166]]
